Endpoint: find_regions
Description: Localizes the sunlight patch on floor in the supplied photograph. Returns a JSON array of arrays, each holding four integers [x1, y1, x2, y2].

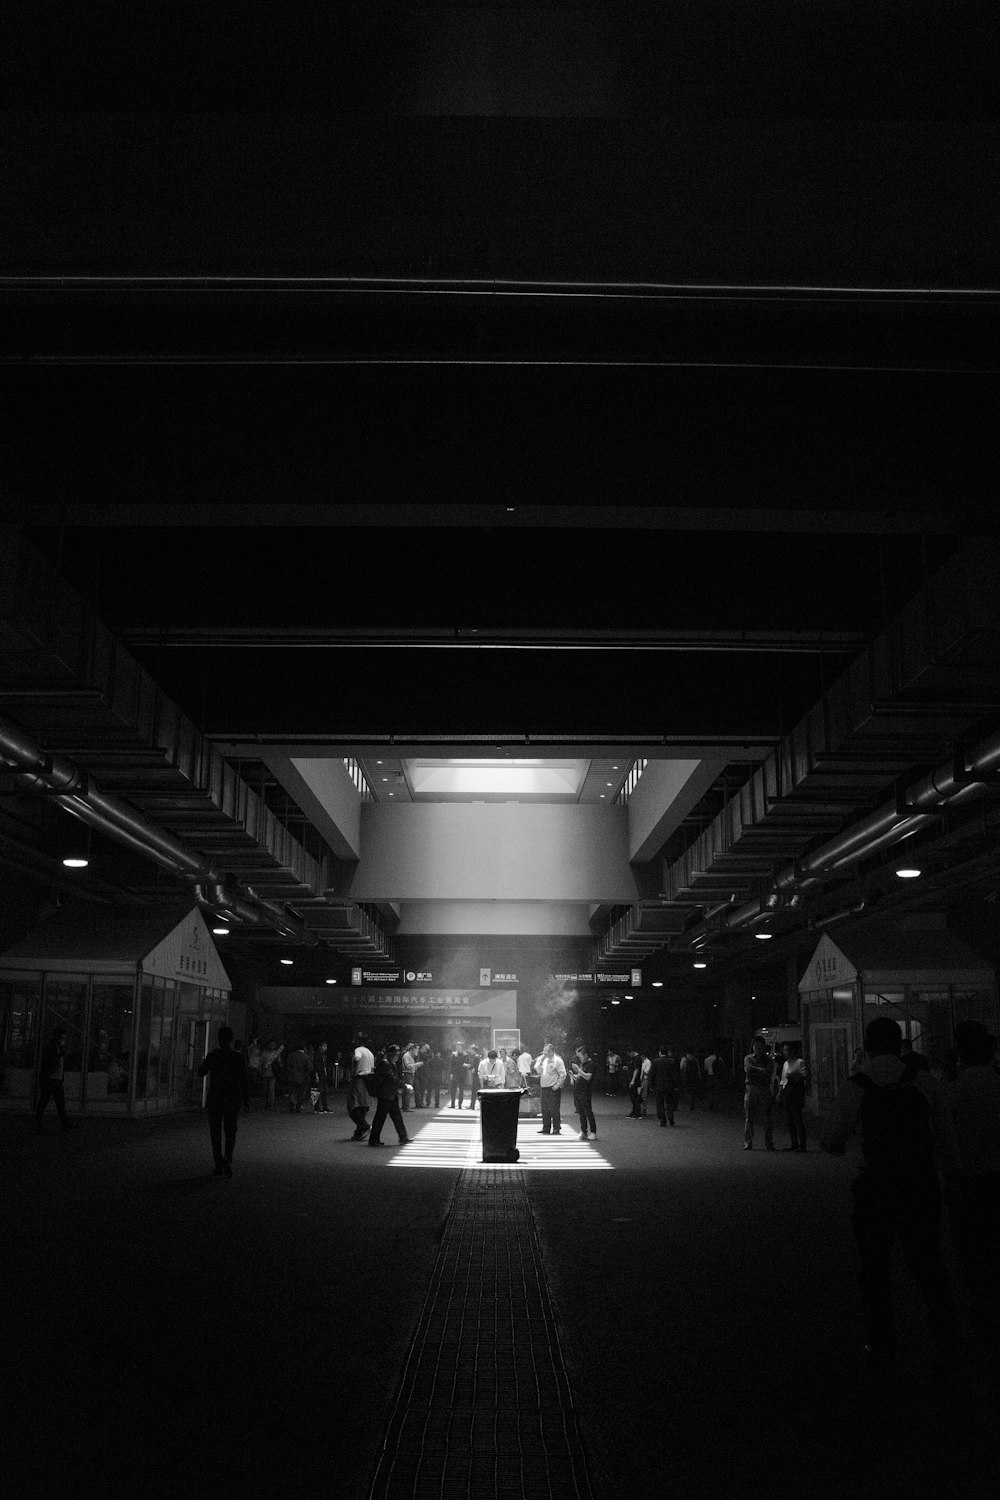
[[385, 1105, 613, 1169]]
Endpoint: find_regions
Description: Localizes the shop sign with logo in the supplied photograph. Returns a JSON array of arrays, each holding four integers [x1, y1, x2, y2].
[[405, 971, 433, 982]]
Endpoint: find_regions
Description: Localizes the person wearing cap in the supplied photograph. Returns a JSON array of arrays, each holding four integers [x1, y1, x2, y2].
[[36, 1023, 73, 1132], [368, 1045, 410, 1148]]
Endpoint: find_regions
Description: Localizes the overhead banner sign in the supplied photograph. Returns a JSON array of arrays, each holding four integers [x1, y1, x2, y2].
[[552, 972, 632, 986], [481, 968, 518, 986]]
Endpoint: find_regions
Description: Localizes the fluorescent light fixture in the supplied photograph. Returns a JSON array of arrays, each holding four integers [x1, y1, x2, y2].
[[895, 867, 921, 879], [62, 856, 89, 868], [280, 958, 293, 966], [693, 961, 708, 969], [754, 932, 773, 941], [212, 926, 230, 936]]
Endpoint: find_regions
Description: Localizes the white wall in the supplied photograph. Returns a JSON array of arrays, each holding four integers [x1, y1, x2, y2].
[[345, 802, 641, 903], [627, 757, 728, 862], [397, 901, 593, 935], [264, 753, 361, 859]]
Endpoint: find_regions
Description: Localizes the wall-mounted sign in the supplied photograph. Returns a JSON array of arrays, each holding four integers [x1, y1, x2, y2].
[[630, 969, 642, 988], [493, 972, 518, 985], [405, 971, 433, 983], [554, 972, 595, 984], [596, 972, 631, 985], [493, 1028, 521, 1053], [352, 968, 404, 986], [480, 968, 491, 987]]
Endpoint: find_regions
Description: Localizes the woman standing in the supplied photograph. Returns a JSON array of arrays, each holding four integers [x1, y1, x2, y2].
[[570, 1046, 597, 1140]]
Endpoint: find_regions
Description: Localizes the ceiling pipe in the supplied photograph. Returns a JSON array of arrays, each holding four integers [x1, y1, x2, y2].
[[668, 729, 1000, 954], [0, 712, 310, 943], [773, 727, 1000, 894]]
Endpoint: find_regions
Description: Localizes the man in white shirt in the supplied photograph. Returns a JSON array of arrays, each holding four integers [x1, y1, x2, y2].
[[478, 1049, 506, 1090], [348, 1033, 375, 1141], [533, 1042, 567, 1136]]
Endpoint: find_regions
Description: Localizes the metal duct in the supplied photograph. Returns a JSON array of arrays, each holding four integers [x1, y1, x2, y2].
[[0, 711, 309, 942]]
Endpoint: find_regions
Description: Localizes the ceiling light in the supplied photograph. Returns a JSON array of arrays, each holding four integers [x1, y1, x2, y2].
[[754, 932, 773, 941], [325, 978, 337, 985], [389, 792, 394, 797], [624, 993, 633, 999], [212, 926, 230, 936], [600, 794, 605, 799], [652, 981, 663, 988], [613, 765, 619, 771], [62, 856, 89, 868], [280, 958, 293, 966], [693, 962, 707, 969], [382, 777, 388, 782], [606, 782, 613, 787], [895, 867, 921, 879], [376, 760, 383, 765], [611, 999, 620, 1005]]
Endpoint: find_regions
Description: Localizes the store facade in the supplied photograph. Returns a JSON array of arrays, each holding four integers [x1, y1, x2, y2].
[[797, 924, 997, 1114], [0, 904, 231, 1116]]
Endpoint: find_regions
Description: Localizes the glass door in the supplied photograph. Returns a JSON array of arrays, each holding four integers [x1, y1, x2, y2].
[[809, 1022, 853, 1113]]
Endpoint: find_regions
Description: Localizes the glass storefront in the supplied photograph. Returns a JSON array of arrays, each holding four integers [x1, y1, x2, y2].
[[88, 981, 136, 1109], [0, 976, 42, 1101]]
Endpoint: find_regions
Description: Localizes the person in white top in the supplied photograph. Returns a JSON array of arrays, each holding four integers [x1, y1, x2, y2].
[[348, 1033, 375, 1141], [777, 1041, 808, 1151], [533, 1042, 567, 1136], [478, 1050, 506, 1090]]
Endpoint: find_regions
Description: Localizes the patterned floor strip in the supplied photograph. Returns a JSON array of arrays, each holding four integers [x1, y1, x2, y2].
[[368, 1169, 595, 1500]]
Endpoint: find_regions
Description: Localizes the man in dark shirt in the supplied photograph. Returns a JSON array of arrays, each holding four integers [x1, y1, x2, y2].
[[649, 1046, 679, 1127], [197, 1026, 250, 1177], [36, 1024, 73, 1132]]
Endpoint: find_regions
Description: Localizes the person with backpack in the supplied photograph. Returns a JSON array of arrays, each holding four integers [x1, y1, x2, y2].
[[820, 1015, 958, 1374]]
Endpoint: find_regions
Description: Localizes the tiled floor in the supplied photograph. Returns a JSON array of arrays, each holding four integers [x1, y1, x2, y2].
[[387, 1104, 612, 1172], [369, 1166, 594, 1499]]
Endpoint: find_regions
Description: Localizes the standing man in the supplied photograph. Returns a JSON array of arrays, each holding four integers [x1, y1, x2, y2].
[[313, 1041, 332, 1113], [478, 1049, 506, 1092], [36, 1024, 73, 1132], [449, 1044, 466, 1109], [743, 1036, 775, 1150], [680, 1050, 701, 1111], [197, 1025, 249, 1177], [820, 1016, 957, 1373], [533, 1041, 567, 1136], [703, 1048, 722, 1111], [400, 1042, 418, 1112], [260, 1040, 283, 1110], [649, 1045, 679, 1128], [777, 1041, 808, 1151], [285, 1041, 311, 1113], [347, 1032, 375, 1141], [569, 1046, 597, 1140]]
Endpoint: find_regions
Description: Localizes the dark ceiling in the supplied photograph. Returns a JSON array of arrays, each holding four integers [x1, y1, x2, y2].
[[2, 2, 999, 989]]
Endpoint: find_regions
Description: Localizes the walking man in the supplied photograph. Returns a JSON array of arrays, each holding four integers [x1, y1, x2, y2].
[[347, 1032, 375, 1140], [36, 1024, 73, 1132], [820, 1016, 957, 1373], [197, 1025, 250, 1177], [649, 1045, 679, 1127], [533, 1041, 567, 1136], [368, 1045, 410, 1148]]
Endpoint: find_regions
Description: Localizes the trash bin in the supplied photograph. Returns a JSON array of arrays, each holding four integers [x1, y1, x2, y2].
[[479, 1088, 523, 1162]]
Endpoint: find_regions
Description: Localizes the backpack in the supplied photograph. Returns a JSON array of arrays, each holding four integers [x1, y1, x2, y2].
[[854, 1062, 934, 1183]]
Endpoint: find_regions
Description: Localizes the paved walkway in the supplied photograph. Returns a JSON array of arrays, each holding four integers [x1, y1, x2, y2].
[[5, 1091, 996, 1499]]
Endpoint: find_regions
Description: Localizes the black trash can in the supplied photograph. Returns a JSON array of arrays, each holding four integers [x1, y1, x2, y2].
[[479, 1088, 523, 1162]]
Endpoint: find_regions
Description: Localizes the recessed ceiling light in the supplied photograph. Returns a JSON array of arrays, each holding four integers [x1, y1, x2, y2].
[[62, 856, 89, 868], [376, 760, 383, 765], [624, 993, 633, 999], [325, 978, 337, 985], [382, 777, 388, 782], [389, 792, 394, 797], [599, 794, 605, 799], [613, 765, 619, 770], [212, 926, 229, 936], [652, 981, 663, 988], [895, 867, 921, 879], [280, 958, 293, 966], [754, 932, 773, 941], [606, 782, 613, 787], [693, 961, 708, 969], [611, 999, 620, 1005]]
